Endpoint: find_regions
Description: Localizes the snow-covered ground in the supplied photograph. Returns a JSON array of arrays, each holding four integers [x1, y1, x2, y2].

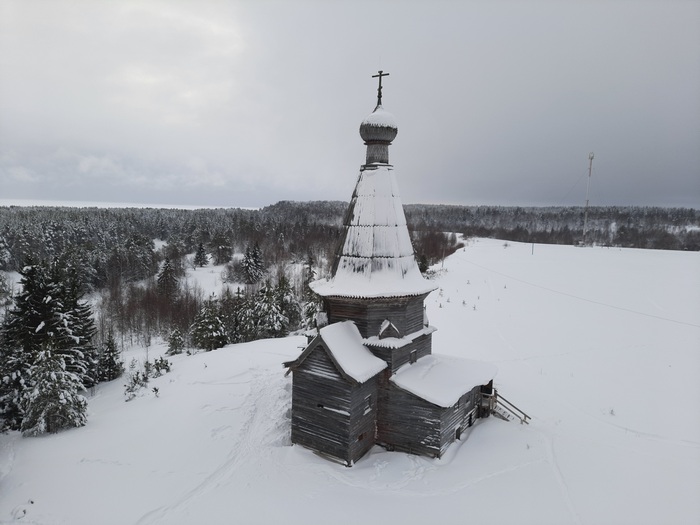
[[1, 238, 698, 525]]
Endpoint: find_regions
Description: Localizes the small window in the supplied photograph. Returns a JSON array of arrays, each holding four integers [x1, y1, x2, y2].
[[409, 350, 418, 364], [317, 403, 324, 409], [363, 396, 372, 415]]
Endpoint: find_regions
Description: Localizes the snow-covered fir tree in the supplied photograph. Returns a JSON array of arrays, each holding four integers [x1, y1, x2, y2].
[[0, 271, 10, 307], [190, 296, 227, 351], [208, 231, 233, 265], [241, 243, 265, 285], [0, 331, 29, 431], [98, 329, 124, 382], [193, 243, 208, 268], [157, 257, 179, 299], [238, 281, 288, 341], [301, 253, 316, 301], [300, 254, 322, 329], [302, 292, 323, 330], [274, 274, 302, 331], [20, 347, 88, 436], [0, 258, 97, 430], [166, 328, 185, 355], [45, 259, 98, 389], [1, 260, 50, 430], [219, 286, 244, 344]]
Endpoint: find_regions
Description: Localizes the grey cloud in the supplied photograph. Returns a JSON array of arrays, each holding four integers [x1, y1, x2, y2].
[[1, 0, 698, 208]]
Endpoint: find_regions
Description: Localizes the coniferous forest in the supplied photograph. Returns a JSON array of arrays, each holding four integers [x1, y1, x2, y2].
[[1, 202, 698, 435]]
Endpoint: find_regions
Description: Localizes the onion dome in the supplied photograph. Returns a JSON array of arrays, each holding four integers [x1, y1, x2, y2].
[[360, 106, 398, 144], [360, 106, 398, 165]]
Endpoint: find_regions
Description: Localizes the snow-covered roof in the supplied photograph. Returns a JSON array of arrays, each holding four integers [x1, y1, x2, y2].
[[391, 355, 497, 408], [319, 321, 387, 383], [360, 105, 398, 130], [311, 164, 437, 299], [364, 325, 437, 349]]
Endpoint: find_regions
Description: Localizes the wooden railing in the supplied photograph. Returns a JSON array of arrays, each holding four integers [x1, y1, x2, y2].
[[484, 389, 531, 425]]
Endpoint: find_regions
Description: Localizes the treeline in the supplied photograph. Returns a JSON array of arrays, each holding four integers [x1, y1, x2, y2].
[[1, 202, 697, 289], [2, 203, 696, 278], [0, 203, 346, 290], [404, 205, 700, 250], [1, 201, 697, 435]]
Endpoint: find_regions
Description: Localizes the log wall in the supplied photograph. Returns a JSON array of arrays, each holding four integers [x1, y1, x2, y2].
[[376, 377, 443, 458], [438, 385, 482, 457], [290, 345, 379, 465], [366, 333, 433, 373], [377, 380, 487, 459], [326, 294, 428, 339]]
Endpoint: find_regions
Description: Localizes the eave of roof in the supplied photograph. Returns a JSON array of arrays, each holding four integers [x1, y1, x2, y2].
[[390, 355, 498, 408], [363, 325, 437, 349]]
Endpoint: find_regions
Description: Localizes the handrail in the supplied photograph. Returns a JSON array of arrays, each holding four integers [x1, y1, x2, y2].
[[492, 389, 531, 424], [495, 391, 530, 420]]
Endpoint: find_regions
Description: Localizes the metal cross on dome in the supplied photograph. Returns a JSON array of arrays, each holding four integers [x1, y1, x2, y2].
[[372, 70, 390, 106]]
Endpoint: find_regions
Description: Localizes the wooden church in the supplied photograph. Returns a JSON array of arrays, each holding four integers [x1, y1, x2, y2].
[[284, 72, 523, 466]]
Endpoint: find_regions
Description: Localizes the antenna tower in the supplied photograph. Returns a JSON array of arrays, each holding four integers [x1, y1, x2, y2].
[[582, 152, 594, 245]]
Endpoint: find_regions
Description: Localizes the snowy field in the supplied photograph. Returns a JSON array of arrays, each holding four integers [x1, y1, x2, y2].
[[1, 238, 699, 525]]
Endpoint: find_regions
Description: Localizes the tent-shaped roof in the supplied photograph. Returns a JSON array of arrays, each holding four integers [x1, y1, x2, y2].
[[285, 321, 387, 384], [311, 164, 437, 299], [391, 355, 497, 408]]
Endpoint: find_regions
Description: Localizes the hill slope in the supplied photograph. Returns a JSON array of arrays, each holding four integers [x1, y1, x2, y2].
[[1, 239, 699, 524]]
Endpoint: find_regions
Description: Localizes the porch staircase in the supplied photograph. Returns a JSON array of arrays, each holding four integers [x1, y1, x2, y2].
[[487, 389, 530, 425]]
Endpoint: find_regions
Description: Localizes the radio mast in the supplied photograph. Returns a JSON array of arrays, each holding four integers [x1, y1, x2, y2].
[[582, 152, 594, 245]]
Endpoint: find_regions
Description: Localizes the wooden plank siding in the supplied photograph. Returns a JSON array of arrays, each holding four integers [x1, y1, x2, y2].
[[366, 332, 433, 373], [377, 381, 487, 459], [326, 294, 428, 339], [290, 345, 380, 465], [437, 385, 482, 457], [376, 377, 443, 458], [348, 379, 380, 463]]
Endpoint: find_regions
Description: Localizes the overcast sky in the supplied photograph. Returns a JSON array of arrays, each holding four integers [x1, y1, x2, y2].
[[1, 0, 698, 209]]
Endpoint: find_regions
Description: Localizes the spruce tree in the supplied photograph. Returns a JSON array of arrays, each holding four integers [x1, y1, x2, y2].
[[194, 243, 208, 267], [219, 286, 244, 344], [46, 259, 98, 389], [0, 258, 97, 430], [251, 243, 264, 281], [208, 231, 233, 265], [239, 281, 288, 341], [242, 243, 265, 285], [166, 328, 185, 355], [241, 246, 254, 284], [1, 259, 49, 429], [20, 347, 88, 436], [0, 330, 30, 431], [157, 258, 179, 299], [98, 329, 124, 381], [302, 253, 316, 301], [0, 271, 10, 307], [190, 297, 227, 351], [3, 259, 51, 357], [275, 274, 302, 331]]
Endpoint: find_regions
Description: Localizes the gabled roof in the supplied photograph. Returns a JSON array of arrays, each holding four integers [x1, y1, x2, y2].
[[285, 321, 387, 384], [391, 355, 497, 408], [364, 325, 437, 349], [311, 164, 437, 299]]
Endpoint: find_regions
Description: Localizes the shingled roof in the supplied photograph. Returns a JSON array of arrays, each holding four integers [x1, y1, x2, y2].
[[391, 355, 498, 408], [310, 103, 437, 300], [284, 321, 387, 384]]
